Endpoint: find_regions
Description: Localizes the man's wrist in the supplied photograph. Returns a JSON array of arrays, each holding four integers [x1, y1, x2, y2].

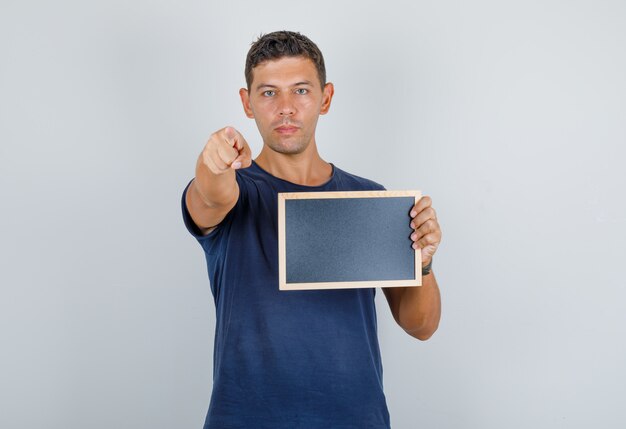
[[422, 259, 433, 276]]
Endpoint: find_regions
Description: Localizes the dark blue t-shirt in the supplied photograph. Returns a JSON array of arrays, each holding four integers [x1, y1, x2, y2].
[[182, 160, 390, 429]]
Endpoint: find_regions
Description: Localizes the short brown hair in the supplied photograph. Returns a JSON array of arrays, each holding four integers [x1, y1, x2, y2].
[[245, 31, 326, 89]]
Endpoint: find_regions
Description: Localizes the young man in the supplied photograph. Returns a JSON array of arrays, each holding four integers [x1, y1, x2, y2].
[[182, 31, 442, 429]]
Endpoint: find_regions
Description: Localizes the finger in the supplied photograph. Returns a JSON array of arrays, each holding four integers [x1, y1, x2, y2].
[[231, 143, 252, 169], [223, 126, 237, 147], [211, 150, 230, 171], [223, 126, 248, 152], [410, 196, 432, 218], [413, 233, 440, 250], [410, 219, 439, 242], [410, 207, 437, 229], [204, 152, 229, 174], [217, 139, 239, 165]]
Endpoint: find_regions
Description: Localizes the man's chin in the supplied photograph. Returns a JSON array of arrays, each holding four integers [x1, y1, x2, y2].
[[267, 141, 308, 155]]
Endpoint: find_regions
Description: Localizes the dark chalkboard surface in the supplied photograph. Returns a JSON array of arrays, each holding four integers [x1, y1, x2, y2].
[[278, 191, 421, 290]]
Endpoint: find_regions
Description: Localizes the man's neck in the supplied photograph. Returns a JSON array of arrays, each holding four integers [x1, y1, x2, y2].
[[254, 145, 332, 187]]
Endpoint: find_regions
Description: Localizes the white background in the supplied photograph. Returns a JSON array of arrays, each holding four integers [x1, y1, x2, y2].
[[1, 1, 625, 428]]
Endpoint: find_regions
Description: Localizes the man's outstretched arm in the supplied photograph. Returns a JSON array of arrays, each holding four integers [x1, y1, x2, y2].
[[383, 195, 442, 340], [186, 126, 252, 235]]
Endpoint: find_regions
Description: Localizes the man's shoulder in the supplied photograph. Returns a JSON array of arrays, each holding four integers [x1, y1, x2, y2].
[[332, 164, 386, 191]]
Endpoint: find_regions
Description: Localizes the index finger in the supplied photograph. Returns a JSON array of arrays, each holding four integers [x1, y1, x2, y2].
[[223, 126, 244, 151]]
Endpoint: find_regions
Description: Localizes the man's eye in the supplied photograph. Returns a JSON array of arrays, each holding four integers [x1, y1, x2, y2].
[[295, 88, 308, 95], [263, 90, 275, 97]]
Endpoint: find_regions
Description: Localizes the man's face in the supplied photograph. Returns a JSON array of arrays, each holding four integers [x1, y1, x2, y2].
[[240, 56, 334, 155]]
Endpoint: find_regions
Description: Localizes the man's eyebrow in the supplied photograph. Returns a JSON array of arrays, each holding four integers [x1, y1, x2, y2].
[[255, 81, 314, 91], [255, 84, 278, 91]]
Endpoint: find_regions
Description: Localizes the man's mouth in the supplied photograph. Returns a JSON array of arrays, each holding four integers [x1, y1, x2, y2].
[[275, 125, 299, 134]]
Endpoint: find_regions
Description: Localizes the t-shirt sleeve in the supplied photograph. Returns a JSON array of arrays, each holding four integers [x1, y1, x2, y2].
[[180, 174, 247, 245]]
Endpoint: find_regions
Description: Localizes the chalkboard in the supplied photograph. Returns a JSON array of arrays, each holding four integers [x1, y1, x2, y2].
[[278, 190, 422, 291]]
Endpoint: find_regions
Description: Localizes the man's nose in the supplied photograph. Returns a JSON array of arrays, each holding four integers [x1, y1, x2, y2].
[[277, 94, 295, 116]]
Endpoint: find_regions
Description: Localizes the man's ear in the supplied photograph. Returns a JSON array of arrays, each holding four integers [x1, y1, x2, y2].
[[239, 88, 254, 118], [320, 82, 334, 115]]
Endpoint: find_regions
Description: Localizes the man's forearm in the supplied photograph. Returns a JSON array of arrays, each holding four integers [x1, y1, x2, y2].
[[193, 158, 238, 209], [407, 271, 441, 339], [393, 271, 441, 340]]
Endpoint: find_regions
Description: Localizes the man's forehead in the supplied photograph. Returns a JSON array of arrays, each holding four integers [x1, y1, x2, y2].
[[250, 56, 319, 88]]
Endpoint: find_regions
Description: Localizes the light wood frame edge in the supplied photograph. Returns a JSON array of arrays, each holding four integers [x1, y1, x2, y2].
[[278, 190, 422, 291]]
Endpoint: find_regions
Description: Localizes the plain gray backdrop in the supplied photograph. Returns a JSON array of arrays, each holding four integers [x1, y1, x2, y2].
[[1, 0, 625, 428]]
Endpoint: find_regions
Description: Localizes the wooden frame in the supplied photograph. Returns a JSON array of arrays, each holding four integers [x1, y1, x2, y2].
[[278, 190, 422, 291]]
